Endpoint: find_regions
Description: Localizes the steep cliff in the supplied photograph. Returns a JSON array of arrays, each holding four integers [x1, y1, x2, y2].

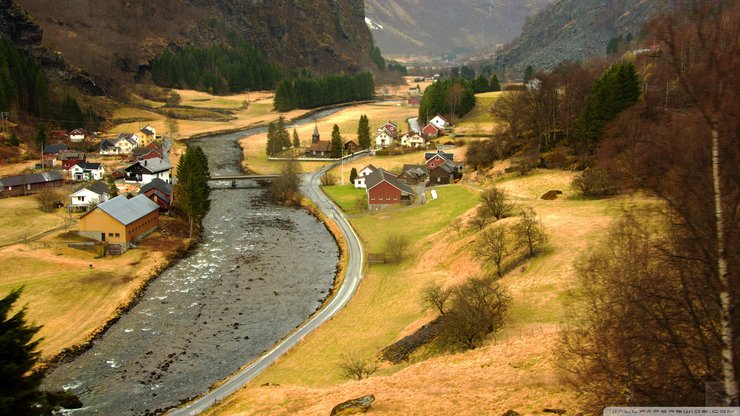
[[0, 0, 101, 94], [13, 0, 375, 91], [364, 0, 554, 57], [493, 0, 671, 78]]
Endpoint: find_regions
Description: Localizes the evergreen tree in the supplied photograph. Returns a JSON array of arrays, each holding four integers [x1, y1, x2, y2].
[[273, 72, 374, 111], [0, 288, 45, 415], [266, 122, 277, 156], [471, 75, 490, 93], [174, 146, 211, 238], [576, 61, 640, 152], [357, 114, 370, 149], [523, 65, 535, 83], [419, 79, 476, 125], [107, 177, 118, 198], [330, 124, 343, 158], [349, 167, 358, 184], [292, 128, 300, 148], [370, 46, 385, 71], [276, 116, 291, 149], [490, 74, 501, 92], [60, 95, 84, 131]]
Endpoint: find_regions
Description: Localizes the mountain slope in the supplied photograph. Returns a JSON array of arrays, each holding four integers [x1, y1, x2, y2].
[[13, 0, 375, 92], [493, 0, 670, 77], [364, 0, 554, 57]]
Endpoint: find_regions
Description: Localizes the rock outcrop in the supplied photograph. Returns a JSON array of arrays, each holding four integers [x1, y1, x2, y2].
[[493, 0, 671, 78], [330, 395, 375, 416]]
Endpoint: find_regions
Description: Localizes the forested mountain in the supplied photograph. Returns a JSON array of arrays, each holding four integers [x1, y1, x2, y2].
[[364, 0, 554, 57], [12, 0, 376, 94], [492, 0, 671, 79]]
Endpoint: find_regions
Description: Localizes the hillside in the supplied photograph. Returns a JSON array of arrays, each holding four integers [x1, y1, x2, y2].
[[0, 0, 101, 94], [364, 0, 553, 57], [493, 0, 669, 78], [12, 0, 375, 93]]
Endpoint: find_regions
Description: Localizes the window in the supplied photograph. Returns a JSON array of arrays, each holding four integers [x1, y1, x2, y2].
[[115, 233, 120, 237], [386, 196, 390, 200], [108, 233, 113, 237]]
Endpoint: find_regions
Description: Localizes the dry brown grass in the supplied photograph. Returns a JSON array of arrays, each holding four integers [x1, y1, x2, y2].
[[205, 169, 641, 416], [0, 217, 188, 357]]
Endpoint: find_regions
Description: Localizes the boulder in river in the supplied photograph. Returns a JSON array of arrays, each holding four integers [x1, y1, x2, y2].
[[330, 394, 375, 415]]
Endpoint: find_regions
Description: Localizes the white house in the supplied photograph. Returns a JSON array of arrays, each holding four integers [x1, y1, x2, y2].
[[429, 114, 450, 130], [69, 180, 110, 211], [100, 134, 137, 156], [124, 157, 173, 185], [69, 128, 87, 143], [353, 164, 377, 188], [401, 132, 426, 148], [374, 128, 394, 148], [70, 162, 105, 181]]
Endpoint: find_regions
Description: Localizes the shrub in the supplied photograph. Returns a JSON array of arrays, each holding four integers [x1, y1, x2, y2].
[[572, 167, 620, 198], [384, 234, 411, 263], [338, 351, 378, 381]]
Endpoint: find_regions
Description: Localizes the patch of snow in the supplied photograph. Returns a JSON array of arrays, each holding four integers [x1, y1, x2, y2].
[[365, 16, 384, 30]]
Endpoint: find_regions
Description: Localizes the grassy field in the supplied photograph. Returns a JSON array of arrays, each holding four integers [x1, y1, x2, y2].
[[0, 196, 67, 246], [0, 217, 187, 357], [206, 169, 642, 415], [321, 185, 366, 213], [454, 91, 501, 136]]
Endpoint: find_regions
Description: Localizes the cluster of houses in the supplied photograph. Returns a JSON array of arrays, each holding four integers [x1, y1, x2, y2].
[[353, 149, 463, 210], [373, 114, 450, 150]]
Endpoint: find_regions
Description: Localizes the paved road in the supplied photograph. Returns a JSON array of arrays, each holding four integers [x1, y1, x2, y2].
[[169, 157, 366, 415]]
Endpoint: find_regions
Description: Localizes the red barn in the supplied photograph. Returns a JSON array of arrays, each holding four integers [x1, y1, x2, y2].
[[365, 169, 415, 209], [424, 150, 454, 170], [422, 123, 440, 138]]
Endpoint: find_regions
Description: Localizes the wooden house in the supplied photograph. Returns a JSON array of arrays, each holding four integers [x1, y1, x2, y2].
[[422, 123, 440, 139], [365, 169, 415, 209], [124, 157, 172, 185], [353, 164, 377, 188], [425, 150, 455, 170], [69, 162, 105, 181], [398, 164, 428, 185], [0, 171, 64, 197], [140, 178, 173, 212], [78, 195, 159, 254], [138, 125, 157, 147], [68, 180, 109, 211]]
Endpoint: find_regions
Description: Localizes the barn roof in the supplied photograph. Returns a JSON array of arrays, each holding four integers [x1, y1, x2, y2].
[[89, 195, 158, 225]]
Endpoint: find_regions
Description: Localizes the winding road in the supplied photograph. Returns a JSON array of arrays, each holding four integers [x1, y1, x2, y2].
[[169, 157, 366, 416]]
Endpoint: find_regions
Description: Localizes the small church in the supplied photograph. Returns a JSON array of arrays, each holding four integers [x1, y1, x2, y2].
[[305, 124, 333, 157]]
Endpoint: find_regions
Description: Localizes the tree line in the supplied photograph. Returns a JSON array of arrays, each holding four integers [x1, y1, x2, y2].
[[418, 78, 476, 125], [559, 1, 739, 408], [150, 38, 281, 95], [0, 38, 50, 118], [465, 60, 640, 172], [273, 72, 374, 112]]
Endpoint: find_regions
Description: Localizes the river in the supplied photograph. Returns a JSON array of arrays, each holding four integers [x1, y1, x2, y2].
[[44, 110, 343, 415]]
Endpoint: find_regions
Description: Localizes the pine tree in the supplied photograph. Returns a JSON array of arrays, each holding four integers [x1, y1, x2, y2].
[[490, 74, 501, 92], [0, 288, 45, 415], [292, 128, 300, 148], [34, 125, 46, 150], [357, 115, 370, 149], [330, 124, 343, 158], [9, 132, 19, 146], [349, 167, 358, 184], [266, 122, 277, 156], [276, 116, 291, 149], [523, 65, 535, 83], [174, 146, 211, 238]]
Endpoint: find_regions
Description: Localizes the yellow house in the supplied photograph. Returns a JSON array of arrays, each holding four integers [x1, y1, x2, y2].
[[79, 195, 160, 253], [138, 125, 157, 147]]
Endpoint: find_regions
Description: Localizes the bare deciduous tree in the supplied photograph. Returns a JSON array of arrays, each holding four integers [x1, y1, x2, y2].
[[338, 351, 378, 381], [384, 234, 411, 263], [514, 207, 548, 257], [474, 225, 509, 277], [421, 281, 450, 315], [35, 188, 60, 213], [479, 187, 514, 221], [439, 275, 510, 350], [490, 91, 528, 142]]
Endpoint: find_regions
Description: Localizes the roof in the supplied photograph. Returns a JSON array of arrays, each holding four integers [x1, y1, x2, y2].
[[308, 140, 332, 152], [73, 162, 103, 170], [422, 123, 439, 132], [139, 126, 155, 135], [365, 169, 414, 195], [359, 164, 377, 173], [127, 158, 173, 174], [431, 160, 457, 174], [425, 150, 454, 161], [147, 189, 172, 205], [43, 144, 68, 154], [70, 128, 87, 135], [116, 133, 138, 141], [432, 114, 448, 122], [61, 152, 85, 160], [73, 180, 109, 196], [140, 178, 172, 196], [407, 117, 421, 133], [401, 164, 428, 179], [0, 171, 63, 188], [91, 195, 159, 225]]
